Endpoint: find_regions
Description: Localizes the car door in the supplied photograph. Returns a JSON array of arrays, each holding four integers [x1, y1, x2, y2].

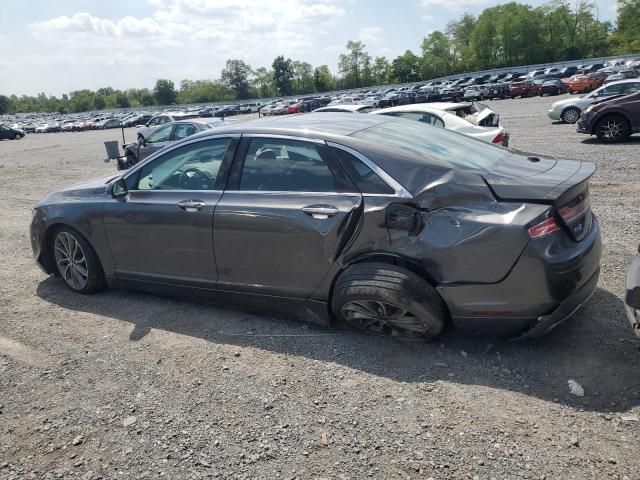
[[139, 124, 174, 161], [103, 135, 238, 288], [213, 135, 362, 298]]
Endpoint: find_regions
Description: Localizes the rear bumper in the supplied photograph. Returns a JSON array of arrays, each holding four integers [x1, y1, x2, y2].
[[438, 214, 602, 338]]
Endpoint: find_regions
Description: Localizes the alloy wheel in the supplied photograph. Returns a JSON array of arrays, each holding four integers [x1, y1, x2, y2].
[[599, 119, 624, 141], [54, 231, 89, 290], [340, 300, 427, 337], [562, 108, 580, 123]]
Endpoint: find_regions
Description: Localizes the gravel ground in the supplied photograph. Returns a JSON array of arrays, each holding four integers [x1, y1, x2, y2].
[[1, 97, 639, 480]]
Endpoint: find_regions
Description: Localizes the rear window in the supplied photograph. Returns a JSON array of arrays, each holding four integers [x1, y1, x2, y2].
[[351, 118, 507, 171]]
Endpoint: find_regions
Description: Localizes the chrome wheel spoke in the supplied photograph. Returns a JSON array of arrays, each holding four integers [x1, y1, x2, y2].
[[54, 232, 88, 290]]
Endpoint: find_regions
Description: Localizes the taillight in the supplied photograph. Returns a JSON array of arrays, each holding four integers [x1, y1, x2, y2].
[[558, 196, 590, 223], [528, 217, 560, 238], [492, 132, 505, 144]]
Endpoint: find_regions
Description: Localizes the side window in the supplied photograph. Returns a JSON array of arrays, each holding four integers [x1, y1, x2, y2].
[[623, 83, 640, 94], [174, 123, 198, 140], [146, 124, 173, 143], [136, 138, 231, 191], [239, 138, 335, 192], [331, 147, 394, 195], [148, 117, 160, 126], [599, 84, 623, 97]]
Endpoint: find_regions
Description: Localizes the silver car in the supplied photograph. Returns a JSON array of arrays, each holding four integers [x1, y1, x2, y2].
[[547, 79, 640, 123]]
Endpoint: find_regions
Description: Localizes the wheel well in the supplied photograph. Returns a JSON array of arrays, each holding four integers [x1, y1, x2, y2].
[[561, 106, 580, 116], [41, 223, 105, 277], [327, 254, 451, 329]]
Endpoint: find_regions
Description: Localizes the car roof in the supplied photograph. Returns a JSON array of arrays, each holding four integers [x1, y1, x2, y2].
[[371, 103, 466, 115], [315, 104, 371, 112], [188, 112, 390, 140]]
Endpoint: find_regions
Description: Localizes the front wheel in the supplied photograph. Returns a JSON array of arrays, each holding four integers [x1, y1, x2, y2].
[[561, 107, 581, 124], [595, 115, 630, 143], [332, 263, 447, 340], [52, 226, 105, 294], [14, 133, 23, 139]]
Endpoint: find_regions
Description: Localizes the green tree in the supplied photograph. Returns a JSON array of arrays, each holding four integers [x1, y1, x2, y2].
[[420, 31, 454, 79], [93, 94, 106, 110], [272, 56, 294, 96], [338, 40, 368, 88], [372, 57, 390, 85], [390, 50, 420, 83], [446, 14, 476, 71], [252, 67, 275, 98], [0, 95, 11, 114], [612, 0, 640, 53], [154, 79, 177, 105], [220, 59, 252, 99], [313, 65, 333, 92], [292, 61, 314, 95]]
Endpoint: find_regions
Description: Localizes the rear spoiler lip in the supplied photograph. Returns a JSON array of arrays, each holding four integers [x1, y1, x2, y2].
[[482, 160, 597, 205]]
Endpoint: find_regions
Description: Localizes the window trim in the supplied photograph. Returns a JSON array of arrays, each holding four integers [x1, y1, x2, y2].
[[123, 134, 240, 192], [326, 142, 412, 198], [228, 134, 354, 194]]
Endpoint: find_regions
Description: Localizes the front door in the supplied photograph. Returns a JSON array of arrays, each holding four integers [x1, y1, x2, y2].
[[213, 136, 362, 298], [103, 136, 236, 288]]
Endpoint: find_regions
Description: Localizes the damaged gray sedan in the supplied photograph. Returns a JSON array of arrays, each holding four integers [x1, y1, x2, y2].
[[30, 113, 601, 340]]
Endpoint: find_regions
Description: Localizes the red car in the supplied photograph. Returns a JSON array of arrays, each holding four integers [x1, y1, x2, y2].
[[286, 101, 301, 114], [509, 80, 539, 98]]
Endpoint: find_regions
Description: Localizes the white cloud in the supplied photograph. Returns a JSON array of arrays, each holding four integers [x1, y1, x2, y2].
[[422, 15, 435, 21], [358, 26, 383, 46], [30, 12, 164, 38], [420, 0, 487, 9]]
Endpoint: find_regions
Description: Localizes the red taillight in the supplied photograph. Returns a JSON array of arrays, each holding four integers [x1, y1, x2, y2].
[[528, 217, 560, 238], [558, 196, 590, 223], [492, 132, 505, 144]]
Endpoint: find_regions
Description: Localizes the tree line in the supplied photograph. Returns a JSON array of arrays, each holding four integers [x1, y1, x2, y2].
[[1, 0, 639, 115]]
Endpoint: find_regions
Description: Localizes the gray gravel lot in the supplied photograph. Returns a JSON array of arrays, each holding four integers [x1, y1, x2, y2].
[[1, 96, 639, 480]]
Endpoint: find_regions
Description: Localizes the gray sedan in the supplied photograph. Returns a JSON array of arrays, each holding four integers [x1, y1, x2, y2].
[[30, 114, 601, 340], [122, 118, 231, 169]]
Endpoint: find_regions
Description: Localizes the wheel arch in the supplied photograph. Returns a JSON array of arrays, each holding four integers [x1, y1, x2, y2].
[[591, 110, 632, 134], [40, 222, 105, 277], [327, 253, 446, 325]]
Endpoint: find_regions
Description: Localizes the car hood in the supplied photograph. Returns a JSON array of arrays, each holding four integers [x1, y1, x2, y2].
[[552, 96, 592, 109]]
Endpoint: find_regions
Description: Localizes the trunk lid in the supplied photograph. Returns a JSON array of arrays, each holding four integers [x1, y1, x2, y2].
[[483, 153, 596, 241]]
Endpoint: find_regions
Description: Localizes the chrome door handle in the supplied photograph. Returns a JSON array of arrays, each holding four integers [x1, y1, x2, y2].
[[177, 200, 206, 212], [302, 205, 339, 219]]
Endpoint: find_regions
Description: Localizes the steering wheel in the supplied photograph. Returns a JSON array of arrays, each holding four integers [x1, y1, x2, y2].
[[177, 168, 211, 189]]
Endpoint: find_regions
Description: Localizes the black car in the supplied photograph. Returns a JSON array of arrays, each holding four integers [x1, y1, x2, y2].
[[31, 113, 601, 340], [438, 87, 462, 102], [539, 79, 570, 96], [378, 91, 413, 108], [486, 83, 510, 99], [557, 66, 579, 78], [121, 118, 230, 169], [579, 63, 605, 74], [0, 124, 25, 140]]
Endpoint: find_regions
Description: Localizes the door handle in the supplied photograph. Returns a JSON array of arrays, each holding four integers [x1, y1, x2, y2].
[[302, 205, 339, 219], [177, 200, 206, 212]]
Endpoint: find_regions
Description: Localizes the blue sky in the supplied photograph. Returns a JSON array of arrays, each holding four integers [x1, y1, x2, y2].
[[1, 0, 619, 96]]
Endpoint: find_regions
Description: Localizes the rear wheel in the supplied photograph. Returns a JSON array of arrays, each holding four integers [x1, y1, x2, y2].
[[51, 226, 104, 294], [595, 114, 630, 143], [561, 107, 581, 124], [332, 263, 446, 340]]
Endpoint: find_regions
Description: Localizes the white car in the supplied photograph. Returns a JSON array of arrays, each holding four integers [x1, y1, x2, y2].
[[371, 102, 508, 145], [314, 104, 375, 113], [547, 79, 640, 123]]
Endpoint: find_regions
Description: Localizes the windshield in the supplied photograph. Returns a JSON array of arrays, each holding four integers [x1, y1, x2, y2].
[[352, 118, 508, 171]]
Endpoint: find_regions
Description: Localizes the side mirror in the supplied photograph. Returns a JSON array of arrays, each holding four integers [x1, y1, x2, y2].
[[112, 178, 128, 198]]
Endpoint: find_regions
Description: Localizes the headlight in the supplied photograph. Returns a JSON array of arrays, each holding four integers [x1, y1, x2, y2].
[[32, 208, 38, 219], [585, 105, 595, 113]]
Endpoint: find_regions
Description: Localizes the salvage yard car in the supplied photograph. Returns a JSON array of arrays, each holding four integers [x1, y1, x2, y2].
[[30, 114, 601, 340], [577, 90, 640, 143], [548, 79, 640, 123], [371, 102, 508, 145], [0, 124, 25, 140], [121, 118, 232, 169]]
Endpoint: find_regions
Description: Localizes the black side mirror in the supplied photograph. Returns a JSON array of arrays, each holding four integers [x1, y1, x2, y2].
[[112, 178, 128, 198]]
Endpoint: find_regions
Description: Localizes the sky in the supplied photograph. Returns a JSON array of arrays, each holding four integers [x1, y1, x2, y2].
[[0, 0, 619, 97]]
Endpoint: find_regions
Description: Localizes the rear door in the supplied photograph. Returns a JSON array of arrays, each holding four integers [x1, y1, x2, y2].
[[213, 135, 362, 298]]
